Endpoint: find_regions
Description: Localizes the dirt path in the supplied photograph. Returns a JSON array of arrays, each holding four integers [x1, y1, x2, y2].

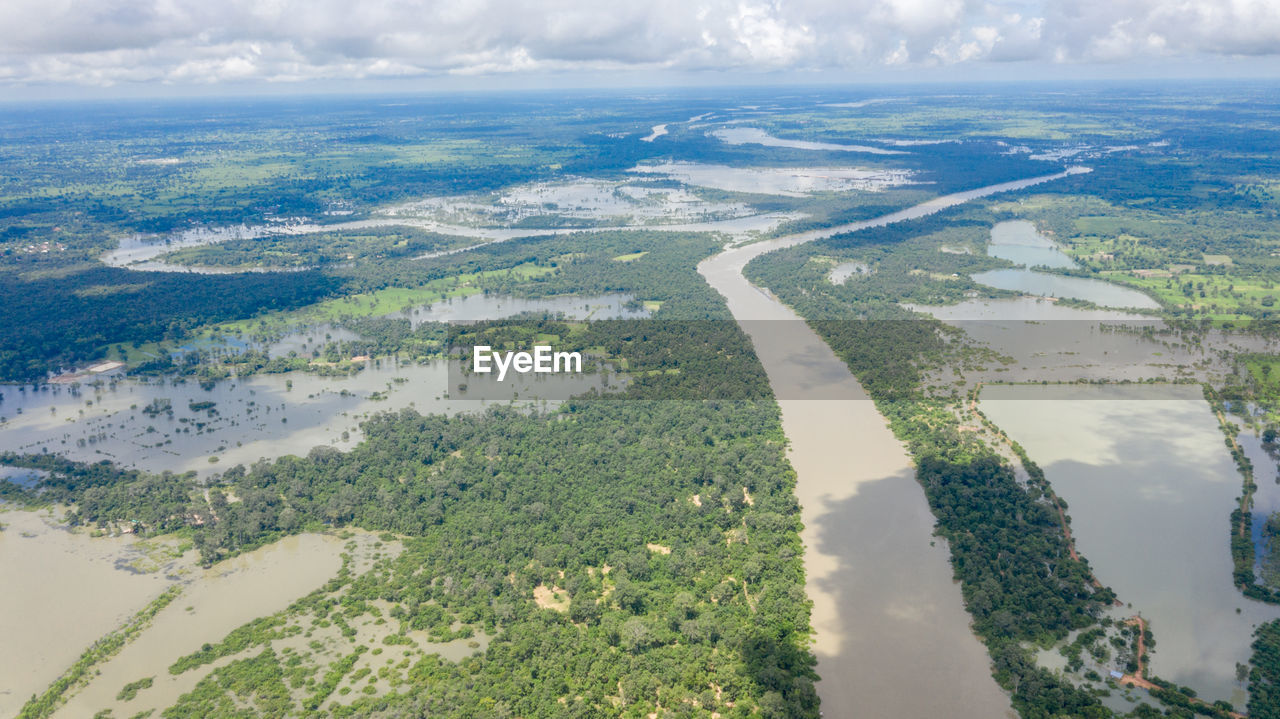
[[1119, 616, 1245, 719], [1120, 616, 1157, 690]]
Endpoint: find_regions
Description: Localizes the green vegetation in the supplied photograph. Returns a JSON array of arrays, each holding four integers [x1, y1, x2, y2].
[[162, 227, 477, 269], [117, 677, 154, 702], [19, 586, 181, 719], [1250, 620, 1280, 719], [10, 86, 1280, 718], [161, 649, 294, 719], [0, 263, 339, 381], [745, 215, 1120, 715]]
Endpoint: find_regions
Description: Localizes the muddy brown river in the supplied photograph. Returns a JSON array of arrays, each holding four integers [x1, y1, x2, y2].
[[698, 171, 1084, 716]]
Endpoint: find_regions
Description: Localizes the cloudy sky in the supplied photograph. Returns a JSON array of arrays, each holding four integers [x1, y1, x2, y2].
[[1, 0, 1278, 95]]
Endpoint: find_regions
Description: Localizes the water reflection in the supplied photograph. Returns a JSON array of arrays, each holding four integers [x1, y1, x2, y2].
[[972, 268, 1161, 309], [987, 220, 1076, 269], [982, 385, 1280, 706]]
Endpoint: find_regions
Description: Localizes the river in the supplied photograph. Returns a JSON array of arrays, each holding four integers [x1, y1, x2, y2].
[[102, 205, 799, 274], [696, 171, 1091, 716]]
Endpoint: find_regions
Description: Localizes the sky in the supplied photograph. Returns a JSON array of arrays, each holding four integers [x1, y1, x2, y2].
[[1, 0, 1278, 98]]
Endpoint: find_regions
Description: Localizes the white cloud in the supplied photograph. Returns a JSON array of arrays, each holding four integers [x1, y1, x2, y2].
[[0, 0, 1277, 87]]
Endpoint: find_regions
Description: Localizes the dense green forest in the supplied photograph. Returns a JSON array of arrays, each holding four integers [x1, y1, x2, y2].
[[4, 398, 819, 718], [1252, 620, 1280, 719], [1, 204, 821, 716], [8, 86, 1280, 718], [0, 262, 339, 381]]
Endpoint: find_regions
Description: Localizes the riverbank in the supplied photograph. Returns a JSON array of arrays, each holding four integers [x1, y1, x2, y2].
[[695, 173, 1084, 716]]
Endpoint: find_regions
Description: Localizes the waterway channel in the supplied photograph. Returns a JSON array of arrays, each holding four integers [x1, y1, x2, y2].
[[697, 171, 1090, 716]]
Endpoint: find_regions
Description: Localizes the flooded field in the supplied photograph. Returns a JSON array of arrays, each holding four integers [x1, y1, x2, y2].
[[0, 293, 638, 479], [1231, 418, 1280, 584], [906, 297, 1202, 385], [392, 291, 649, 325], [0, 465, 47, 487], [0, 503, 408, 719], [828, 261, 870, 284], [50, 532, 381, 719], [972, 267, 1161, 309], [695, 174, 1093, 716], [0, 359, 620, 481], [986, 220, 1076, 269], [104, 178, 801, 272], [981, 385, 1280, 706], [631, 161, 914, 197], [405, 178, 754, 227], [0, 509, 174, 718], [712, 127, 904, 155]]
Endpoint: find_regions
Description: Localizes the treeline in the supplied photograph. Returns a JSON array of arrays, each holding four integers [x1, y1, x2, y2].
[[0, 452, 198, 533], [451, 316, 770, 400], [162, 227, 477, 269], [0, 262, 339, 382], [343, 229, 738, 317], [744, 210, 1124, 717], [1203, 388, 1280, 605], [1251, 620, 1280, 719], [3, 400, 821, 718]]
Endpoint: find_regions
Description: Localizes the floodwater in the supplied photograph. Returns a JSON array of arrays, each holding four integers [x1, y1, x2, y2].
[[987, 220, 1076, 269], [712, 127, 905, 155], [0, 509, 173, 719], [104, 183, 797, 272], [972, 268, 1161, 309], [828, 261, 870, 284], [395, 291, 649, 326], [0, 465, 47, 487], [426, 179, 754, 227], [981, 385, 1280, 706], [631, 161, 913, 197], [0, 293, 637, 479], [906, 296, 1140, 323], [696, 171, 1084, 716], [905, 298, 1201, 385], [974, 219, 1161, 309], [640, 124, 668, 142], [1231, 419, 1280, 583], [50, 532, 369, 719], [0, 359, 616, 481]]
